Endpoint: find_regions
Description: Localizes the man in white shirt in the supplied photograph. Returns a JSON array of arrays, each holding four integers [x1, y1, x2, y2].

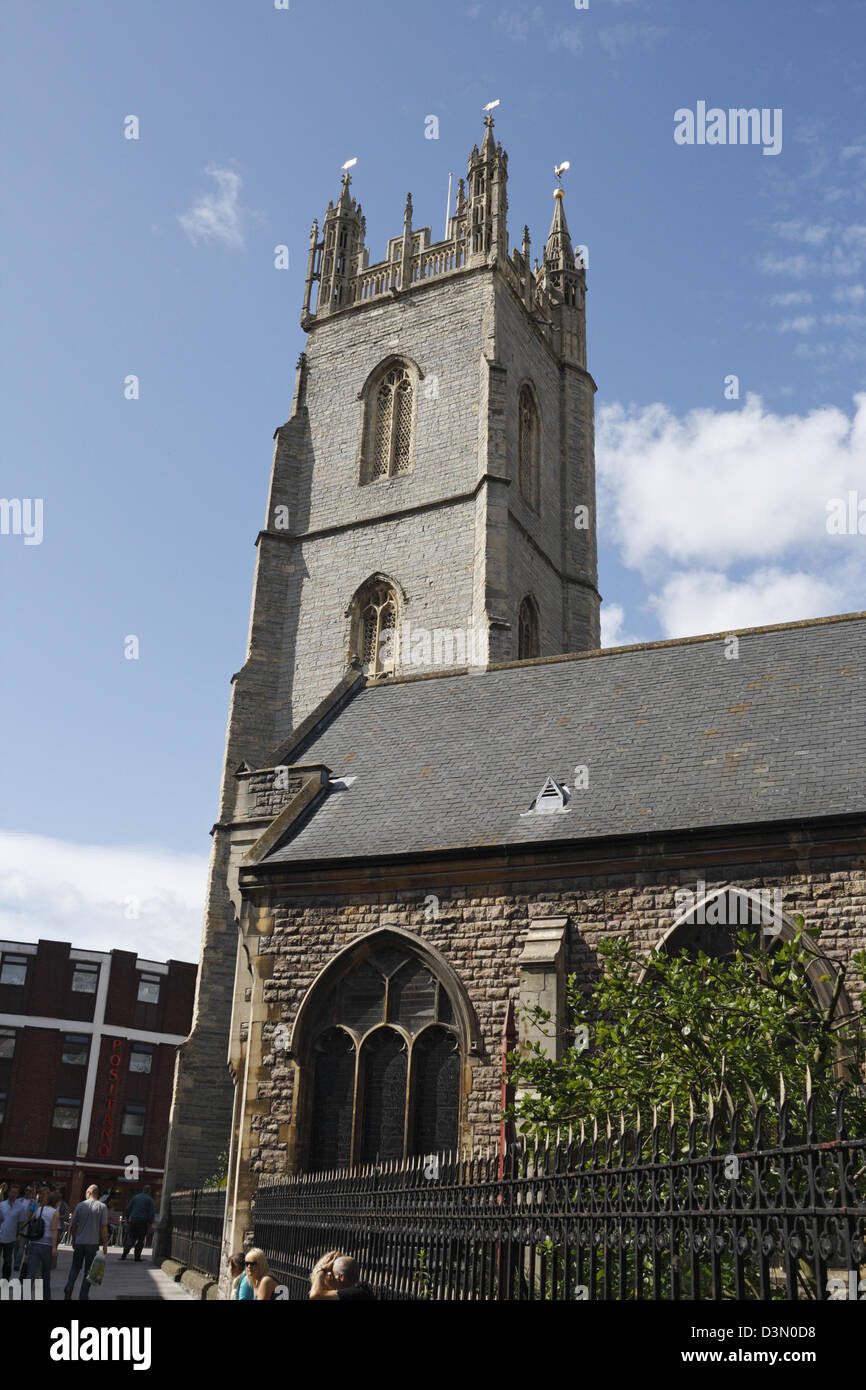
[[62, 1185, 109, 1301], [0, 1183, 29, 1279]]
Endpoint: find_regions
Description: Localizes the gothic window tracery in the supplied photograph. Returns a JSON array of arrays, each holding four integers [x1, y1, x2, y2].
[[350, 578, 399, 677], [364, 363, 414, 482], [306, 944, 461, 1171], [518, 383, 540, 511], [518, 594, 540, 661]]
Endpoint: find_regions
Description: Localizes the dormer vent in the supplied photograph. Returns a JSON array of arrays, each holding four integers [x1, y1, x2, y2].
[[523, 776, 571, 816]]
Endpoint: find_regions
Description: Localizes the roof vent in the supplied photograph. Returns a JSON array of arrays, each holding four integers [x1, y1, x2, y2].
[[522, 776, 571, 816]]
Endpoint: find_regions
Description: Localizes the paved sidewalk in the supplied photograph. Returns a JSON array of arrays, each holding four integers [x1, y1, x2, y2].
[[33, 1241, 197, 1302]]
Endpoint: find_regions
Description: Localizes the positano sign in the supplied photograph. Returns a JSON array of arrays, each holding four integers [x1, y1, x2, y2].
[[97, 1037, 125, 1157]]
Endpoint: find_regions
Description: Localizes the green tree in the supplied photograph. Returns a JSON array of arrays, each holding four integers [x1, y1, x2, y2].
[[510, 922, 866, 1134], [202, 1149, 230, 1189]]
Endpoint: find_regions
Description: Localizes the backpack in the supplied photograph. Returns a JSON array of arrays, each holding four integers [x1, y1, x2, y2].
[[22, 1207, 45, 1241]]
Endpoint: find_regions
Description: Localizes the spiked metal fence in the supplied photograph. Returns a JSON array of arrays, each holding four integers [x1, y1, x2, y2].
[[166, 1187, 225, 1280], [250, 1085, 866, 1301]]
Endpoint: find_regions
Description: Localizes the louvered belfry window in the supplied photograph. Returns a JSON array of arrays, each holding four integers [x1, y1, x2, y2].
[[306, 945, 460, 1172], [368, 365, 413, 481], [518, 383, 540, 510], [356, 580, 398, 676]]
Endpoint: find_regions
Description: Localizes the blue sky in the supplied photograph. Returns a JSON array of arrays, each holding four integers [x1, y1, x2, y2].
[[2, 0, 865, 958]]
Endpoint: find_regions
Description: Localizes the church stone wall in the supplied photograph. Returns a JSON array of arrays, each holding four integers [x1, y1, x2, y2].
[[267, 271, 499, 732], [493, 283, 600, 657], [298, 274, 493, 530], [277, 499, 478, 737], [246, 848, 866, 1173]]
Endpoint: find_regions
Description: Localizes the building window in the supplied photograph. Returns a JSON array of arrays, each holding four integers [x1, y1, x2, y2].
[[137, 973, 160, 1005], [518, 383, 540, 511], [517, 595, 540, 660], [71, 962, 99, 994], [52, 1098, 81, 1130], [0, 953, 28, 987], [0, 1028, 15, 1059], [121, 1104, 146, 1136], [656, 886, 849, 1027], [61, 1034, 89, 1066], [129, 1044, 154, 1075], [349, 577, 399, 678], [363, 362, 414, 483], [306, 944, 460, 1171]]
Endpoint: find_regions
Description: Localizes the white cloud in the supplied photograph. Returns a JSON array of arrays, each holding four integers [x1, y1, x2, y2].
[[598, 392, 866, 570], [497, 5, 543, 42], [649, 569, 843, 639], [178, 165, 248, 250], [600, 602, 643, 647], [598, 22, 667, 59], [832, 284, 866, 303], [777, 315, 816, 334], [767, 291, 812, 306], [760, 222, 866, 282], [0, 832, 207, 963], [774, 220, 833, 245], [759, 252, 811, 278], [597, 393, 866, 638], [551, 25, 583, 53], [822, 311, 866, 328]]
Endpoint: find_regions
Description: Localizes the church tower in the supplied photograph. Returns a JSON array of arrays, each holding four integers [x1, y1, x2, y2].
[[159, 119, 601, 1203]]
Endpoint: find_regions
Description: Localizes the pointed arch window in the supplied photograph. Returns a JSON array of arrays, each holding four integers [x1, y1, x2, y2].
[[363, 363, 415, 483], [653, 885, 851, 1031], [304, 944, 461, 1172], [349, 577, 399, 677], [518, 383, 540, 511], [518, 594, 540, 661]]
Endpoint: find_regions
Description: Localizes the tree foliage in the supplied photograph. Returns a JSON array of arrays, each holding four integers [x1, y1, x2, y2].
[[510, 921, 866, 1134]]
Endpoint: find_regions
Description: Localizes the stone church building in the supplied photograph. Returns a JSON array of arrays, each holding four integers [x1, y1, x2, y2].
[[160, 119, 866, 1255]]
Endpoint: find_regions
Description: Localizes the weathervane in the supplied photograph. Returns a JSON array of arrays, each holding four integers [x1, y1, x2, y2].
[[554, 160, 570, 196]]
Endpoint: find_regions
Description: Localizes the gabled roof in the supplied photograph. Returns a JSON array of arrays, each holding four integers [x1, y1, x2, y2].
[[260, 612, 866, 867]]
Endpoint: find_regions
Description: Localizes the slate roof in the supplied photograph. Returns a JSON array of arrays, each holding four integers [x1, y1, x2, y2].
[[262, 613, 866, 866]]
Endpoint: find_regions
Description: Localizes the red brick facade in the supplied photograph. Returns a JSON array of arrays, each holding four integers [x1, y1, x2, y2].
[[0, 939, 195, 1207]]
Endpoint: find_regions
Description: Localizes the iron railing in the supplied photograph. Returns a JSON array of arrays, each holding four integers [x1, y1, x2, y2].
[[251, 1088, 866, 1301], [167, 1187, 225, 1280]]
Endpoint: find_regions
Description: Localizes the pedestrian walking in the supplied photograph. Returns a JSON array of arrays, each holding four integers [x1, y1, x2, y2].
[[63, 1184, 109, 1301], [13, 1185, 37, 1272], [0, 1183, 29, 1279], [24, 1189, 59, 1299], [121, 1185, 155, 1261], [309, 1253, 377, 1300], [242, 1248, 277, 1300]]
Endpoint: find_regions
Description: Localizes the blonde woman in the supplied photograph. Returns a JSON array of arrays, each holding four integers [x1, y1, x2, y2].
[[243, 1248, 277, 1300], [309, 1248, 343, 1298]]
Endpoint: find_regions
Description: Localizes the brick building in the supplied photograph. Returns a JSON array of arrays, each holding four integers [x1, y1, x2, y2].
[[0, 939, 195, 1207], [160, 117, 866, 1262]]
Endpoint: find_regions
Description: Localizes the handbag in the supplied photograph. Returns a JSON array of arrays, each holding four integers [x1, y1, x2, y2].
[[21, 1206, 45, 1242]]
